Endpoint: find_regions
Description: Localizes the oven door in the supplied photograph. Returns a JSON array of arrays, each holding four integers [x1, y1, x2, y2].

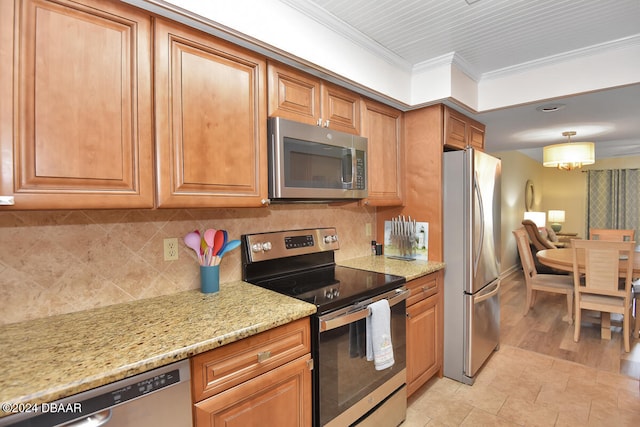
[[316, 288, 408, 427]]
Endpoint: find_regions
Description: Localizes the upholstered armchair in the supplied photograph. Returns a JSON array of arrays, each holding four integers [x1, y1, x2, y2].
[[521, 219, 567, 275]]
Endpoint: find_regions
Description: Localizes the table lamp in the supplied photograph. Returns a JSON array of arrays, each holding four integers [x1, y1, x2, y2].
[[523, 211, 546, 228], [547, 210, 565, 232]]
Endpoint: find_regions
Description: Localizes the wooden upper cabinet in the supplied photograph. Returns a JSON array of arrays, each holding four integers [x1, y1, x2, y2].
[[0, 0, 154, 209], [443, 106, 485, 151], [268, 62, 361, 134], [360, 99, 403, 206], [321, 83, 361, 135], [154, 19, 268, 208], [267, 62, 320, 126]]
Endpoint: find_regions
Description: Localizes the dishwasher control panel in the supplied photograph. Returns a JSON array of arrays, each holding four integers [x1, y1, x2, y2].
[[110, 367, 181, 404]]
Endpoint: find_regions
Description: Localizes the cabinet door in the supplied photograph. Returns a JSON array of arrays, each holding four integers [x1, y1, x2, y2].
[[194, 355, 312, 427], [360, 99, 403, 206], [443, 107, 467, 150], [468, 122, 485, 150], [406, 294, 441, 397], [0, 0, 154, 209], [321, 83, 361, 135], [155, 19, 267, 208], [267, 62, 320, 126], [443, 106, 486, 151]]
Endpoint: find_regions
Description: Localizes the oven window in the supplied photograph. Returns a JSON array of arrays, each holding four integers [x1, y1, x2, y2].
[[317, 304, 406, 426], [283, 137, 352, 189]]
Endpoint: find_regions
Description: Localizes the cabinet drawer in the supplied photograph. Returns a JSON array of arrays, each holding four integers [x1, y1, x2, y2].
[[194, 355, 312, 427], [406, 272, 441, 307], [192, 318, 310, 402]]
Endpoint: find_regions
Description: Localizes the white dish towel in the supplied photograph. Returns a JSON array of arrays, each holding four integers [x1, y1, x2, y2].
[[366, 299, 394, 370]]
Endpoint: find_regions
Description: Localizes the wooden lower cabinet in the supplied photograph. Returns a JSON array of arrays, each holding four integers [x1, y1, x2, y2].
[[405, 271, 443, 397], [191, 318, 312, 427], [194, 355, 312, 427]]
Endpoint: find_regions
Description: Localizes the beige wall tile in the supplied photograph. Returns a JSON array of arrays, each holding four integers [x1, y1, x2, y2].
[[0, 205, 375, 324]]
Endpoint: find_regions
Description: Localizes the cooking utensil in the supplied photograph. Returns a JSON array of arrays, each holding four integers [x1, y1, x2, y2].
[[204, 228, 216, 249], [218, 239, 240, 257], [184, 232, 202, 263], [212, 229, 225, 256]]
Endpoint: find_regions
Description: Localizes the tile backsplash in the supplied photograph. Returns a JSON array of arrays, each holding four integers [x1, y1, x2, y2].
[[0, 204, 375, 325]]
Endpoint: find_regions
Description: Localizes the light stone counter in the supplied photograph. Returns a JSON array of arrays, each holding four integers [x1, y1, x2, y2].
[[338, 256, 445, 281], [0, 281, 315, 415]]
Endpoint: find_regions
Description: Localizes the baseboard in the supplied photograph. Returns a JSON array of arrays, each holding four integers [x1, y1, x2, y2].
[[500, 265, 521, 281]]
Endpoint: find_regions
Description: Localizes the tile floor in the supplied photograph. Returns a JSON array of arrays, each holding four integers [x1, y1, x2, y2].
[[404, 345, 640, 426]]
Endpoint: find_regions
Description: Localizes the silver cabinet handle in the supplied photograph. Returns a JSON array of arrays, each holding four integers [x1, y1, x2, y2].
[[0, 196, 15, 206], [65, 409, 112, 426]]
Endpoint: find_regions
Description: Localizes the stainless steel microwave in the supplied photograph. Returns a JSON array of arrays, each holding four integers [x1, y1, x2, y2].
[[268, 117, 368, 201]]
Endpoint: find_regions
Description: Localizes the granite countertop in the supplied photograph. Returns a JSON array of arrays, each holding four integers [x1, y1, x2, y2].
[[338, 255, 445, 281], [0, 256, 444, 418], [0, 281, 316, 415]]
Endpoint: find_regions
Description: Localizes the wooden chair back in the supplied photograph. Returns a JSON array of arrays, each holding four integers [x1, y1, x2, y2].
[[512, 228, 537, 281], [589, 228, 635, 242], [572, 239, 635, 295], [571, 239, 635, 351]]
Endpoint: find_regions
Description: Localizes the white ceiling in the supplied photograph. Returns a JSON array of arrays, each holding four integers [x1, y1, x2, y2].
[[284, 0, 640, 160]]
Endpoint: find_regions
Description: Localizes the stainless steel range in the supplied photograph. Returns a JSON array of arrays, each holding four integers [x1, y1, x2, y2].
[[242, 228, 408, 427]]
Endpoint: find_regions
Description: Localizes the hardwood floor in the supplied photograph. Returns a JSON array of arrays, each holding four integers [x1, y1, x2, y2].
[[501, 270, 640, 380]]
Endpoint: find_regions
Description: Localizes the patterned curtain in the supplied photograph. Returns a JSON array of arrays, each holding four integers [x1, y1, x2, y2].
[[586, 169, 640, 243]]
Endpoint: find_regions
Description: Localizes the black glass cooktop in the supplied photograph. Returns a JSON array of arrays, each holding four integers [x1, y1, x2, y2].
[[249, 265, 405, 314]]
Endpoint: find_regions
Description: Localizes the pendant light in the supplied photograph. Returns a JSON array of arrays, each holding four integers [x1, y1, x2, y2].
[[543, 131, 595, 171]]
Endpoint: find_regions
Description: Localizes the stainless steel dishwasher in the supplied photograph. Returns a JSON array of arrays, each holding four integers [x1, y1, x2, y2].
[[0, 360, 192, 427]]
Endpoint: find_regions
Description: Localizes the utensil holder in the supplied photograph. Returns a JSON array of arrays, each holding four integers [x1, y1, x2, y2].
[[200, 265, 219, 294]]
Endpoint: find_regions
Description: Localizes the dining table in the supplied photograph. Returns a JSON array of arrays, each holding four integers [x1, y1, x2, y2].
[[536, 247, 640, 340], [537, 247, 640, 278]]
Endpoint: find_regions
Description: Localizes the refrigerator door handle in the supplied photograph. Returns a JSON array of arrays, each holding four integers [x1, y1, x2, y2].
[[474, 280, 500, 304], [473, 170, 485, 275]]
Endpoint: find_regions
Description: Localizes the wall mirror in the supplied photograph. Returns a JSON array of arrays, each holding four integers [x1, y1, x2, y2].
[[525, 180, 534, 211]]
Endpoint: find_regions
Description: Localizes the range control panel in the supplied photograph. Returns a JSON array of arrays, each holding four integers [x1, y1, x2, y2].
[[244, 228, 340, 262]]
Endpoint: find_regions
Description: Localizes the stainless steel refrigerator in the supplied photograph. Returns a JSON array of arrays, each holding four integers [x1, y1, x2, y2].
[[443, 148, 501, 385]]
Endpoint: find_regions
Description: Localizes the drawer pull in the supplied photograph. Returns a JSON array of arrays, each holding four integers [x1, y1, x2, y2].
[[257, 350, 271, 362], [422, 285, 436, 293]]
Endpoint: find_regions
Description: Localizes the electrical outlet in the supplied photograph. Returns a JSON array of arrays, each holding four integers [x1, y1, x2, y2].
[[365, 223, 372, 237], [163, 238, 179, 261]]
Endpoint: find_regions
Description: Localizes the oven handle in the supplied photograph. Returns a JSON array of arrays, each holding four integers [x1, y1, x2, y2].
[[318, 288, 409, 332]]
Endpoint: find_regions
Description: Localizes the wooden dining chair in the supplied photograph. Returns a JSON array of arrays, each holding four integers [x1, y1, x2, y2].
[[512, 229, 574, 323], [589, 228, 635, 241], [572, 239, 635, 352], [634, 280, 640, 339]]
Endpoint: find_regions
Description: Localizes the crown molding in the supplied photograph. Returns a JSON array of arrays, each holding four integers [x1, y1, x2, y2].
[[481, 34, 640, 81], [280, 0, 412, 71], [281, 1, 640, 86]]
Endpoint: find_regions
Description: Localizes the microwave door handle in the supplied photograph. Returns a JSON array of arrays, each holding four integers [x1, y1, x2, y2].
[[341, 149, 353, 186]]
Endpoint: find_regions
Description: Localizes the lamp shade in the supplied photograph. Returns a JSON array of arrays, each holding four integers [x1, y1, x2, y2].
[[523, 211, 546, 228], [543, 142, 595, 170], [548, 210, 565, 223]]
